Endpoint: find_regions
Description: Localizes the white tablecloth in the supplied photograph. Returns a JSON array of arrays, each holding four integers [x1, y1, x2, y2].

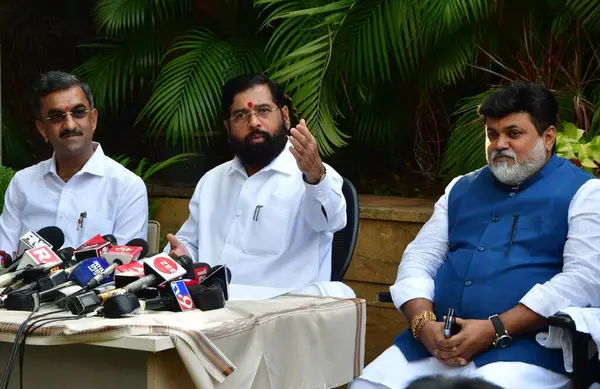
[[0, 295, 366, 389]]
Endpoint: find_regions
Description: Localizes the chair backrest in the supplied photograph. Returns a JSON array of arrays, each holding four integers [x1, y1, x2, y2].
[[147, 220, 161, 254], [331, 177, 360, 281]]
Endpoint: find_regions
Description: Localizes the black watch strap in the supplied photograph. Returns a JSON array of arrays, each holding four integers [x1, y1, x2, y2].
[[489, 314, 507, 337]]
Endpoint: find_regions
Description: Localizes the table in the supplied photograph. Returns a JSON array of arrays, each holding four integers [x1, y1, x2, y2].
[[0, 295, 366, 389]]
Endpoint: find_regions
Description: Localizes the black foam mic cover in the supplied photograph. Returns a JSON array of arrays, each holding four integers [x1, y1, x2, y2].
[[125, 238, 149, 259], [37, 226, 65, 250]]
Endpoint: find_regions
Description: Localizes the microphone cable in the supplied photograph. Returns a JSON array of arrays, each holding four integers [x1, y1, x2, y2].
[[18, 313, 91, 389], [0, 306, 49, 389]]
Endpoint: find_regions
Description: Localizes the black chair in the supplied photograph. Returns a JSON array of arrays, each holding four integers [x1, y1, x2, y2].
[[331, 177, 359, 282], [377, 291, 599, 389]]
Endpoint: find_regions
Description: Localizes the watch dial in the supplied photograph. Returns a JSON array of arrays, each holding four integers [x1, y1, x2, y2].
[[496, 336, 512, 348]]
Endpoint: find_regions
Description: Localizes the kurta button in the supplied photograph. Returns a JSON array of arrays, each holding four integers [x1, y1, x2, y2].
[[509, 192, 515, 197], [465, 280, 472, 286], [477, 246, 485, 252], [492, 216, 499, 222]]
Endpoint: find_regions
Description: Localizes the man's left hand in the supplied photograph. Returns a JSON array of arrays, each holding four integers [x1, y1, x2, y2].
[[289, 119, 325, 184], [434, 318, 496, 366]]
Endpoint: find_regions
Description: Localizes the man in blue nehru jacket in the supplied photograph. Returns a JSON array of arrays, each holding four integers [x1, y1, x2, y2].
[[350, 82, 600, 389]]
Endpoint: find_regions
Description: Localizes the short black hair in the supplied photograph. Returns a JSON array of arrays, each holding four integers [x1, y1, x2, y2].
[[406, 375, 503, 389], [479, 81, 558, 135], [221, 73, 286, 118], [32, 71, 95, 120]]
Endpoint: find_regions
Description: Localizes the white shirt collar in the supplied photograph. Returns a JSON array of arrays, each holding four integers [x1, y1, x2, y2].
[[46, 142, 106, 177], [228, 141, 296, 177]]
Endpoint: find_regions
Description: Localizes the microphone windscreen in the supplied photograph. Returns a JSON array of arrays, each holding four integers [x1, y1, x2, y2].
[[189, 284, 225, 311], [125, 238, 149, 259], [37, 226, 65, 250], [176, 255, 194, 280], [57, 247, 74, 260], [102, 234, 118, 246]]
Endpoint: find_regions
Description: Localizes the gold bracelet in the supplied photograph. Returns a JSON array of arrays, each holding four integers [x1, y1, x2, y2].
[[410, 311, 437, 340]]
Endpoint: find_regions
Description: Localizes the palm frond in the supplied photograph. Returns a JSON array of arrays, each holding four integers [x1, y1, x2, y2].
[[137, 28, 237, 150], [73, 32, 164, 112], [441, 89, 494, 178], [259, 0, 354, 154], [566, 0, 600, 31], [343, 0, 421, 83], [95, 0, 193, 36], [141, 153, 198, 181], [349, 84, 406, 146], [227, 38, 270, 80], [113, 153, 134, 168], [429, 29, 480, 87], [423, 0, 496, 32]]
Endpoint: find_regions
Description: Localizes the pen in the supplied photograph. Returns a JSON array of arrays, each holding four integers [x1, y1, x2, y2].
[[77, 211, 87, 231]]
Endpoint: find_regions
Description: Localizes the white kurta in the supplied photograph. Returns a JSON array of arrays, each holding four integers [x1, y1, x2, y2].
[[0, 142, 148, 255], [165, 144, 348, 290]]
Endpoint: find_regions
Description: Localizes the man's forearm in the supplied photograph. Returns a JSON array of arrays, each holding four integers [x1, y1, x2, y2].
[[499, 303, 547, 336], [402, 298, 435, 323]]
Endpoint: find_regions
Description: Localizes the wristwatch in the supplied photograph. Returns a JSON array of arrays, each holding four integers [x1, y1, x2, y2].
[[303, 166, 327, 185], [489, 314, 512, 348]]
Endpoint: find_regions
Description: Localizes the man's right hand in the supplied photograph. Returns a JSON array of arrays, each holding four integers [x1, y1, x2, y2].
[[166, 233, 190, 259], [419, 321, 468, 366]]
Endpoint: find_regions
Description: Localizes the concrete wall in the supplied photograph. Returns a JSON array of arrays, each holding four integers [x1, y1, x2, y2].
[[150, 193, 434, 365]]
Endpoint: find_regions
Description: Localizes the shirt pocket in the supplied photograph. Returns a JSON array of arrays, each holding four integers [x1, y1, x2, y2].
[[76, 208, 116, 245], [241, 204, 292, 257]]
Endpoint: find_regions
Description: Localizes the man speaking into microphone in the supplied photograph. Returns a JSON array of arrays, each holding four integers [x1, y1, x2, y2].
[[0, 71, 148, 257], [165, 73, 354, 298]]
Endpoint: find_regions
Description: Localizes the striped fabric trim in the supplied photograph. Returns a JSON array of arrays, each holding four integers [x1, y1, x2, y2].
[[0, 319, 234, 378]]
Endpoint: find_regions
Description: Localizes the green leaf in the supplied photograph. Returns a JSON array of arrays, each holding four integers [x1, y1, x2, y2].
[[566, 0, 600, 30], [441, 89, 494, 177], [579, 143, 591, 158], [562, 122, 585, 141], [73, 31, 164, 112], [95, 0, 193, 36], [581, 158, 597, 168], [137, 29, 237, 150], [260, 0, 353, 154]]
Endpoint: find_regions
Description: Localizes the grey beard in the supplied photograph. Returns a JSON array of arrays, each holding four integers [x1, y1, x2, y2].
[[488, 138, 547, 186]]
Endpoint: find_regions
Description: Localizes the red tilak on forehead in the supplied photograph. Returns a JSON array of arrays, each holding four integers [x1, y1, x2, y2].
[[65, 105, 70, 112], [247, 102, 253, 108]]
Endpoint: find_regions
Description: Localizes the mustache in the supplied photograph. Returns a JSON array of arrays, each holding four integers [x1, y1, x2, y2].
[[491, 149, 516, 161], [60, 129, 83, 138], [244, 129, 271, 143]]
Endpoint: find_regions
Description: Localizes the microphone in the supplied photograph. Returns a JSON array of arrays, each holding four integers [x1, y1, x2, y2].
[[37, 226, 65, 251], [101, 279, 197, 318], [192, 262, 211, 283], [109, 241, 164, 288], [102, 234, 117, 246], [4, 281, 78, 311], [103, 238, 148, 266], [0, 246, 63, 288], [2, 255, 109, 308], [68, 254, 192, 315], [1, 226, 66, 274], [113, 261, 146, 288], [69, 257, 112, 287], [86, 239, 149, 290], [200, 265, 231, 301], [0, 251, 12, 269], [73, 239, 112, 262]]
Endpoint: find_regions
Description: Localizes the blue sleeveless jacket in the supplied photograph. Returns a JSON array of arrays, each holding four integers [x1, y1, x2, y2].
[[394, 155, 593, 374]]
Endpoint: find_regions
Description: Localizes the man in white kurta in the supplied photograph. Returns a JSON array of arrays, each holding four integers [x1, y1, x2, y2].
[[165, 73, 352, 297], [0, 71, 148, 256]]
